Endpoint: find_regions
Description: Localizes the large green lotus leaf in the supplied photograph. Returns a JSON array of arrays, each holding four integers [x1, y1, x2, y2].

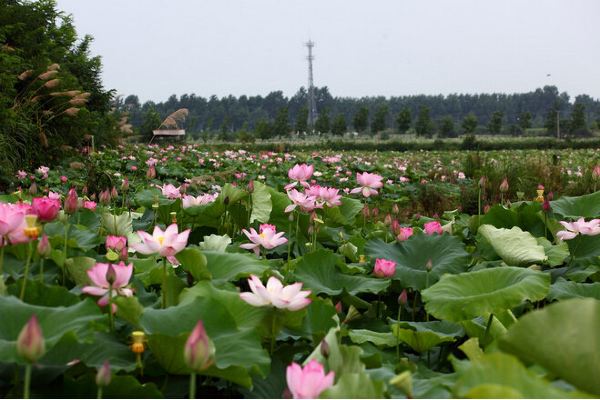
[[422, 267, 550, 322], [283, 297, 337, 343], [219, 183, 248, 205], [63, 374, 163, 398], [551, 191, 600, 219], [203, 250, 269, 284], [0, 296, 105, 364], [176, 247, 211, 281], [139, 284, 270, 384], [323, 196, 364, 226], [566, 233, 600, 261], [453, 352, 583, 398], [293, 249, 390, 296], [134, 188, 173, 208], [348, 329, 397, 347], [480, 205, 519, 228], [548, 278, 600, 301], [7, 280, 79, 307], [500, 298, 600, 395], [478, 224, 547, 266], [265, 187, 292, 231], [321, 372, 385, 399], [365, 233, 470, 290], [249, 180, 272, 224], [45, 222, 100, 251], [536, 237, 569, 267], [101, 212, 133, 236], [392, 321, 464, 353]]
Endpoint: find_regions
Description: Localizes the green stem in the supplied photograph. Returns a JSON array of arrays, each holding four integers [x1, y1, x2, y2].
[[189, 372, 197, 399], [396, 307, 402, 359], [162, 258, 168, 309], [23, 364, 32, 399], [425, 271, 430, 322], [411, 290, 418, 321], [39, 259, 45, 282], [270, 313, 277, 355], [20, 240, 34, 301], [477, 187, 481, 226], [0, 244, 5, 276], [62, 221, 69, 285], [97, 387, 103, 399]]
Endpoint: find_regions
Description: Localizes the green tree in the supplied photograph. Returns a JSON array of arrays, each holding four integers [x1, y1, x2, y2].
[[415, 106, 433, 137], [518, 112, 532, 130], [353, 107, 369, 133], [295, 106, 308, 133], [371, 105, 388, 134], [315, 109, 330, 133], [462, 113, 478, 134], [544, 103, 561, 137], [255, 118, 272, 140], [140, 106, 161, 141], [272, 107, 290, 137], [488, 111, 504, 134], [438, 115, 456, 138], [331, 114, 347, 136], [569, 103, 588, 136], [396, 107, 412, 134]]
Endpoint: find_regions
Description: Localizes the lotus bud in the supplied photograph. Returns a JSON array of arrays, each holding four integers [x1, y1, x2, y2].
[[18, 70, 33, 81], [546, 191, 554, 201], [64, 107, 80, 116], [398, 289, 408, 306], [362, 205, 370, 218], [110, 187, 118, 199], [392, 203, 400, 215], [43, 78, 60, 88], [64, 188, 79, 214], [17, 315, 46, 363], [47, 63, 60, 71], [96, 360, 112, 387], [542, 199, 551, 213], [483, 204, 490, 214], [37, 234, 51, 258], [384, 213, 393, 226], [105, 263, 117, 285], [478, 176, 486, 188], [146, 165, 156, 179], [425, 259, 433, 271], [499, 178, 509, 193], [371, 207, 379, 218], [38, 70, 58, 80], [183, 321, 215, 372], [29, 182, 38, 195], [121, 178, 129, 191], [335, 301, 342, 314], [320, 338, 330, 358], [247, 180, 254, 193], [99, 189, 111, 205]]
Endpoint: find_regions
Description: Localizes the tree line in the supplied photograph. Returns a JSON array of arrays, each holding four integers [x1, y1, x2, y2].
[[118, 85, 600, 141]]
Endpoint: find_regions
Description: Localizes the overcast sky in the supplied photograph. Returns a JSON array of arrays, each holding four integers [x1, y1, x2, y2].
[[56, 0, 600, 102]]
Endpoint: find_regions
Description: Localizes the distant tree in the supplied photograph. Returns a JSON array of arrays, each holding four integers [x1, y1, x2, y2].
[[415, 106, 433, 137], [371, 105, 389, 134], [544, 103, 561, 137], [462, 113, 478, 134], [518, 112, 532, 130], [272, 107, 290, 137], [396, 107, 412, 134], [295, 106, 308, 133], [315, 109, 330, 133], [140, 106, 161, 141], [438, 115, 456, 138], [331, 114, 347, 136], [255, 119, 272, 140], [488, 111, 504, 134], [569, 103, 589, 136], [353, 107, 369, 133]]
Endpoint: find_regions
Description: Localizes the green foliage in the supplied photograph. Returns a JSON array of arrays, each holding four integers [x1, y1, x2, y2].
[[462, 113, 478, 134], [437, 115, 456, 138], [415, 106, 433, 137], [353, 106, 369, 133], [487, 111, 504, 134], [395, 107, 412, 133], [331, 114, 347, 136], [295, 105, 308, 133], [315, 108, 330, 134], [370, 104, 388, 134]]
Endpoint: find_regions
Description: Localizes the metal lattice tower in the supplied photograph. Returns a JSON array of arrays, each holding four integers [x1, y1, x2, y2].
[[305, 40, 317, 131]]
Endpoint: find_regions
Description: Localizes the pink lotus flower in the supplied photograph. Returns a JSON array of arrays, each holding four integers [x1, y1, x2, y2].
[[556, 218, 600, 240], [16, 170, 28, 180], [182, 193, 217, 209], [64, 188, 79, 214], [240, 224, 288, 256], [36, 166, 49, 179], [0, 202, 27, 244], [305, 185, 342, 208], [285, 164, 314, 190], [424, 221, 443, 235], [60, 175, 68, 183], [83, 201, 97, 211], [285, 189, 321, 213], [81, 262, 133, 313], [350, 172, 384, 197], [161, 183, 181, 199], [373, 258, 396, 278], [286, 360, 334, 399], [31, 197, 61, 222], [131, 224, 190, 265], [397, 227, 414, 241], [240, 275, 311, 311]]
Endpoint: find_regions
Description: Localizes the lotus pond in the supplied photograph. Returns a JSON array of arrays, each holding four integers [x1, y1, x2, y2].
[[1, 145, 600, 398]]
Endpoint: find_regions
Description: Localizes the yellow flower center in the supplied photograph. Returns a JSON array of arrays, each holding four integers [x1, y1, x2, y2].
[[158, 236, 165, 245], [259, 232, 266, 239]]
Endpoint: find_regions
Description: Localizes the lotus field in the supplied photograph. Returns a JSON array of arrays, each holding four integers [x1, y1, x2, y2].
[[3, 144, 600, 398]]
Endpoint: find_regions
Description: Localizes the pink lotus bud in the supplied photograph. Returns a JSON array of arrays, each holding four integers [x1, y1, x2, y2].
[[106, 235, 127, 252], [105, 263, 117, 285], [371, 207, 379, 218], [483, 204, 490, 214], [499, 178, 509, 193], [146, 165, 156, 179], [121, 178, 129, 191], [384, 213, 393, 226], [64, 188, 79, 214], [110, 187, 118, 199], [99, 189, 111, 205], [397, 227, 414, 241], [479, 176, 487, 188], [37, 234, 51, 258], [17, 315, 46, 363], [373, 258, 396, 278], [542, 199, 551, 213], [425, 259, 433, 271], [29, 182, 38, 195], [398, 289, 408, 305], [247, 180, 254, 193], [96, 360, 112, 387], [546, 191, 554, 201], [335, 301, 342, 314], [183, 321, 215, 372], [423, 221, 443, 235], [60, 175, 68, 184], [392, 203, 400, 215], [362, 205, 370, 218], [391, 220, 401, 235], [594, 165, 600, 179], [537, 184, 545, 191]]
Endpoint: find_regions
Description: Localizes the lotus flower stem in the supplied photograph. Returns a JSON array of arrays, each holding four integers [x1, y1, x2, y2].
[[23, 364, 32, 399], [162, 257, 168, 308], [270, 314, 276, 355], [483, 313, 494, 345], [411, 291, 418, 321], [97, 387, 103, 399], [39, 259, 44, 282], [189, 372, 196, 399], [62, 221, 69, 285], [0, 245, 4, 282], [20, 240, 34, 300], [477, 187, 482, 226]]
